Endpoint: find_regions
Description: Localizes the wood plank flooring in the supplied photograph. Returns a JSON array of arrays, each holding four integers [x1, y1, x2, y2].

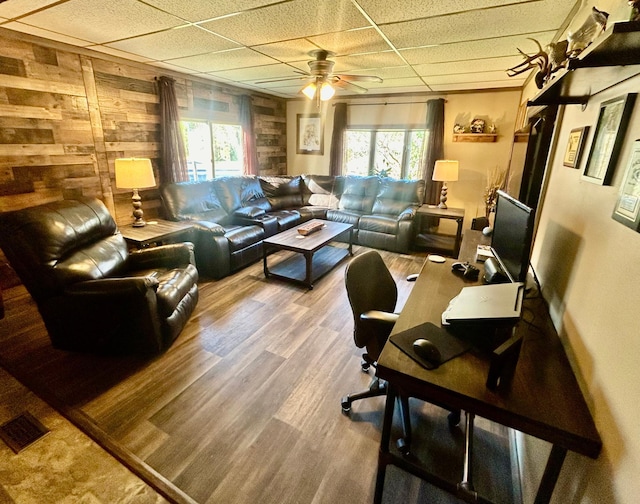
[[0, 246, 515, 504]]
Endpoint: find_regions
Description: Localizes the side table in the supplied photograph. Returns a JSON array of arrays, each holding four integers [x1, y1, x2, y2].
[[414, 206, 465, 258], [119, 219, 194, 249]]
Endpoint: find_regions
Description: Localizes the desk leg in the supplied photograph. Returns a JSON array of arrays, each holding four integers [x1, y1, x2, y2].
[[534, 445, 567, 504], [374, 385, 397, 504]]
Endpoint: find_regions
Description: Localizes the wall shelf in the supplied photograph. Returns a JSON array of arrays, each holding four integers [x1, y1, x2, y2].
[[453, 133, 497, 143], [528, 21, 640, 107]]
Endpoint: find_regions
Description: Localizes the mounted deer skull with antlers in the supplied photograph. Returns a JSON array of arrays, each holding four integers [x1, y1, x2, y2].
[[506, 39, 550, 89]]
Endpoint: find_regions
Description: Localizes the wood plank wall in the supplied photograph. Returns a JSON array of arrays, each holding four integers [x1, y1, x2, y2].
[[0, 30, 287, 287]]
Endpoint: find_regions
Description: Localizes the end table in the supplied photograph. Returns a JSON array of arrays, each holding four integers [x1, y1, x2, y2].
[[119, 219, 194, 249], [415, 206, 465, 258]]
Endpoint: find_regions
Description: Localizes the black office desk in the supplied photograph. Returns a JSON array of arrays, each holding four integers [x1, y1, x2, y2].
[[374, 231, 602, 504]]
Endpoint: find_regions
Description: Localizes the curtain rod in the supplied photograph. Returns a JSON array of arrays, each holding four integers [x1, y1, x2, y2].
[[333, 99, 447, 106]]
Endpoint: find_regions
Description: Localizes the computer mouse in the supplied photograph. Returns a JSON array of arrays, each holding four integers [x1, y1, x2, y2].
[[412, 338, 442, 365]]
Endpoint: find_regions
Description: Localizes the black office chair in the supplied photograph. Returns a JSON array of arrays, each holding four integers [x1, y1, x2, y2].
[[341, 250, 413, 452]]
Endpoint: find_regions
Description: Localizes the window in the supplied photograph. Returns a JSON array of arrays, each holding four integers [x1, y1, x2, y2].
[[180, 121, 244, 181], [344, 129, 425, 180]]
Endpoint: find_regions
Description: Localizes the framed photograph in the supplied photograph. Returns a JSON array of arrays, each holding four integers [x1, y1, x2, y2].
[[583, 93, 636, 185], [612, 140, 640, 231], [563, 126, 589, 168], [296, 114, 324, 155]]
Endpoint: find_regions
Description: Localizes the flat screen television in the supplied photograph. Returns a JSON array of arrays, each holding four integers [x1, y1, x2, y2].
[[489, 190, 536, 283]]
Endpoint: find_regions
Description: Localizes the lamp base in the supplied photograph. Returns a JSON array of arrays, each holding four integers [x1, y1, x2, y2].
[[438, 183, 449, 209], [131, 189, 146, 227]]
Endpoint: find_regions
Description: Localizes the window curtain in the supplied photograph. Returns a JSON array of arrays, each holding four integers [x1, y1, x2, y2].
[[157, 76, 188, 183], [329, 102, 347, 176], [421, 98, 445, 204], [240, 95, 259, 176]]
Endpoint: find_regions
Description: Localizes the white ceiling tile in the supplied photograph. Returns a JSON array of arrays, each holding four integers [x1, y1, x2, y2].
[[425, 70, 527, 85], [167, 48, 280, 73], [87, 45, 155, 63], [413, 55, 525, 77], [212, 63, 305, 82], [0, 0, 574, 99], [400, 30, 558, 64], [355, 0, 533, 24], [0, 0, 61, 19], [2, 21, 93, 46], [252, 39, 326, 62], [198, 0, 369, 46], [108, 26, 240, 61], [429, 80, 525, 92], [379, 0, 576, 49], [306, 27, 392, 56], [19, 0, 186, 44], [141, 0, 283, 23]]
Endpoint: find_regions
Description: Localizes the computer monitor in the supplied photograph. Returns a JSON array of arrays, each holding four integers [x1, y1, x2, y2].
[[490, 190, 535, 283]]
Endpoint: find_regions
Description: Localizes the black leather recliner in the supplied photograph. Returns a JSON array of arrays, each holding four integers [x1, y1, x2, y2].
[[0, 198, 199, 354]]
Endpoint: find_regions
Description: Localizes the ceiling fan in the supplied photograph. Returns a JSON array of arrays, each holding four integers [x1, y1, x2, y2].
[[256, 49, 383, 106]]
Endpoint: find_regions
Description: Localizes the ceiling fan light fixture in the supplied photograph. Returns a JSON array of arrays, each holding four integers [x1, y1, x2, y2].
[[319, 82, 335, 101], [302, 82, 317, 99]]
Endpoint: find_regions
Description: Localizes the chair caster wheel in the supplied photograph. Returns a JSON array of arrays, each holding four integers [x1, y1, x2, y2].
[[341, 397, 351, 414], [396, 437, 410, 455], [448, 411, 461, 428], [361, 361, 370, 372]]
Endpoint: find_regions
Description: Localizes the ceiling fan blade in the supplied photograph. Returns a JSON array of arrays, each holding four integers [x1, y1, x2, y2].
[[333, 78, 369, 93], [254, 75, 311, 84], [335, 74, 383, 83]]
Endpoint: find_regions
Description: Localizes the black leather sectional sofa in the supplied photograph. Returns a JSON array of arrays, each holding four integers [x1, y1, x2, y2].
[[160, 174, 425, 279]]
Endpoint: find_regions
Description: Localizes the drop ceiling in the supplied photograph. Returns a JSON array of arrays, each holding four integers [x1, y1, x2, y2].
[[0, 0, 579, 99]]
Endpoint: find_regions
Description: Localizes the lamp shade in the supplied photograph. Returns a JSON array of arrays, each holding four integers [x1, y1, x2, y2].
[[114, 158, 156, 189], [432, 160, 459, 182]]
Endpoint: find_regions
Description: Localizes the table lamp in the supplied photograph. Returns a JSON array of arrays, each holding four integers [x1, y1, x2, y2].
[[114, 158, 156, 227], [432, 160, 459, 209]]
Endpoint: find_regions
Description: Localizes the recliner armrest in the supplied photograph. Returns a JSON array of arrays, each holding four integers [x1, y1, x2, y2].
[[360, 310, 399, 326], [65, 276, 160, 296], [128, 242, 196, 269]]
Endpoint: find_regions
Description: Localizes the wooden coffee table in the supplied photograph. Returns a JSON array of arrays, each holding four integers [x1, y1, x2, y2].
[[263, 219, 353, 289]]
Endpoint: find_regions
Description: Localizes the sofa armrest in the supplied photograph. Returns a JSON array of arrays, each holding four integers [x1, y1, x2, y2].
[[128, 242, 196, 269], [234, 206, 266, 218], [191, 220, 226, 236], [397, 206, 418, 221]]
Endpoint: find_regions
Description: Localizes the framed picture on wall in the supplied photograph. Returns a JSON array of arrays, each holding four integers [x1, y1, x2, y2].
[[296, 114, 324, 155], [612, 140, 640, 231], [582, 93, 636, 185], [563, 126, 589, 168]]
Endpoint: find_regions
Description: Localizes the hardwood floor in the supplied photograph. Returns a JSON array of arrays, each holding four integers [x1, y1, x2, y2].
[[0, 246, 514, 504]]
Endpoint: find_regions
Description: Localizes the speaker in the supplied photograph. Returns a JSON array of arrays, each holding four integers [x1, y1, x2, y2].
[[483, 258, 508, 284]]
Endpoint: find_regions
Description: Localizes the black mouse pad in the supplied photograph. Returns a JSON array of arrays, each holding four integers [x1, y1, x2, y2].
[[389, 322, 472, 370]]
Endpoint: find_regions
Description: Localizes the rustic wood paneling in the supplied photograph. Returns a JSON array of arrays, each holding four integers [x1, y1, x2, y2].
[[0, 29, 288, 271]]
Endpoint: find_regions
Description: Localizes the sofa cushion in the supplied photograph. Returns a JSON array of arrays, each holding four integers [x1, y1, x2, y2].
[[372, 178, 425, 216], [358, 214, 399, 234], [326, 209, 362, 226], [339, 176, 379, 214], [266, 210, 301, 231], [224, 225, 265, 253], [260, 176, 303, 210], [161, 181, 228, 224], [213, 176, 270, 213], [302, 175, 342, 208]]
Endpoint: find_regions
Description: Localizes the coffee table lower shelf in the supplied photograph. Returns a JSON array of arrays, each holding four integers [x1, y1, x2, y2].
[[264, 245, 350, 289]]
